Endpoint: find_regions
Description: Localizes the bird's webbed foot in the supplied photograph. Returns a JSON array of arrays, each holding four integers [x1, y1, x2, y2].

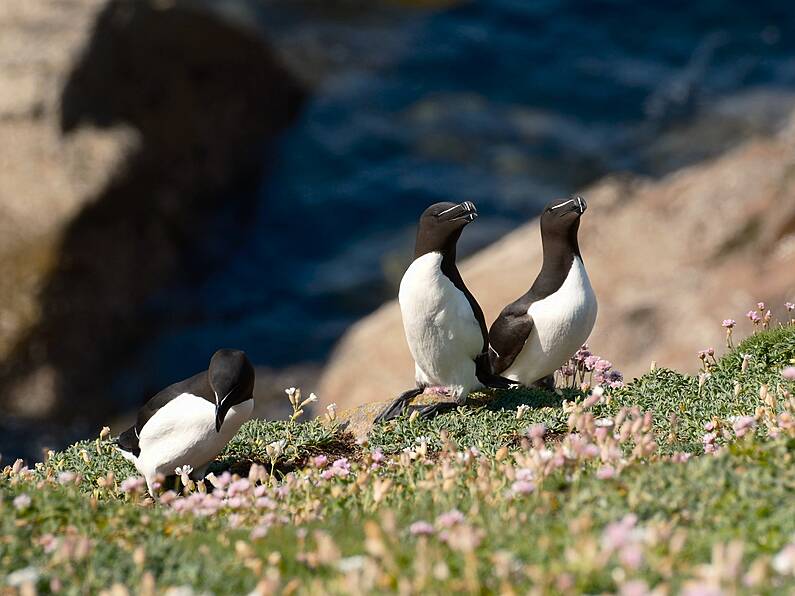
[[412, 401, 458, 419], [374, 387, 425, 423]]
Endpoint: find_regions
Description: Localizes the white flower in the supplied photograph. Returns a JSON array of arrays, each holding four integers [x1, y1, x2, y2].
[[337, 555, 367, 573], [302, 392, 319, 406], [174, 465, 193, 485], [266, 439, 287, 461], [773, 544, 795, 575], [6, 567, 39, 587], [285, 387, 299, 407], [515, 404, 530, 419], [325, 403, 337, 422]]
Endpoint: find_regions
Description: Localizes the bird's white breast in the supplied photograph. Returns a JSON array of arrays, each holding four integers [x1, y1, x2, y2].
[[399, 252, 482, 396], [136, 393, 253, 477], [505, 257, 597, 385]]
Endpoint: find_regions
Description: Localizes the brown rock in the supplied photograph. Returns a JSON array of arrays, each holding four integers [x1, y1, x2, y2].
[[318, 113, 795, 412], [0, 0, 306, 427]]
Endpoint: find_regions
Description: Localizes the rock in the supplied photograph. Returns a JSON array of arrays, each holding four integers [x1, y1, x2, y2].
[[317, 111, 795, 412], [336, 392, 469, 442], [0, 0, 306, 434]]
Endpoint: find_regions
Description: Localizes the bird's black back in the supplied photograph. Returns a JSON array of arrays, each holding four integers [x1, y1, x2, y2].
[[114, 370, 212, 456]]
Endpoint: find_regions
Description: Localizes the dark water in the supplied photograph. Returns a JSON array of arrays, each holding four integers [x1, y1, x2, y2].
[[114, 0, 795, 403]]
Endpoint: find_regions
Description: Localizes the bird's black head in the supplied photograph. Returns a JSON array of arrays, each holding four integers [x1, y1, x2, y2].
[[540, 196, 587, 252], [208, 349, 255, 432], [414, 201, 478, 258]]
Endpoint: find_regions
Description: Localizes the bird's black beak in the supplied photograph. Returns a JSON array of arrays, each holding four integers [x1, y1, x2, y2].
[[215, 404, 223, 432], [576, 195, 587, 214], [441, 201, 478, 224]]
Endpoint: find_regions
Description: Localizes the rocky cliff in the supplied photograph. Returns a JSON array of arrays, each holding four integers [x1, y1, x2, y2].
[[0, 0, 305, 443], [317, 112, 795, 411]]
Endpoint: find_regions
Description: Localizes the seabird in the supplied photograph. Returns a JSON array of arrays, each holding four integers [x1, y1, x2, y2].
[[488, 196, 597, 387], [375, 201, 514, 422], [115, 349, 255, 494]]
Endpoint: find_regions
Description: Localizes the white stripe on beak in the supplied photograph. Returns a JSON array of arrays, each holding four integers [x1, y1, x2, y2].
[[550, 199, 576, 211], [437, 204, 460, 216]]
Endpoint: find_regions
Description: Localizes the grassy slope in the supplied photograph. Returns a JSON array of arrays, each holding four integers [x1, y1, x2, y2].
[[2, 325, 795, 594]]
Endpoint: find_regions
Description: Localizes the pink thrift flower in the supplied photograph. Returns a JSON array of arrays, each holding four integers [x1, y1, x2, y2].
[[596, 466, 616, 480], [332, 458, 351, 475], [159, 490, 178, 505], [515, 468, 533, 482], [436, 509, 465, 528], [409, 521, 435, 536], [601, 514, 637, 552], [371, 449, 385, 464], [619, 546, 643, 569], [120, 477, 145, 494], [228, 478, 250, 496], [574, 345, 592, 362], [311, 455, 328, 468], [722, 319, 736, 328], [583, 392, 602, 409], [757, 302, 766, 311], [747, 310, 761, 324], [527, 423, 546, 440], [583, 443, 600, 459], [255, 497, 276, 509], [682, 583, 724, 596], [13, 494, 31, 511], [786, 302, 795, 312], [226, 497, 244, 509], [584, 355, 601, 371], [57, 471, 77, 485], [606, 369, 624, 388], [620, 580, 650, 596], [250, 525, 269, 540], [594, 358, 613, 372], [732, 416, 756, 438], [37, 533, 58, 553], [782, 367, 795, 381], [511, 480, 535, 495]]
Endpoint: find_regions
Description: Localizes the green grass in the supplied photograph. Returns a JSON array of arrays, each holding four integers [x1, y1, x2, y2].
[[2, 324, 795, 594]]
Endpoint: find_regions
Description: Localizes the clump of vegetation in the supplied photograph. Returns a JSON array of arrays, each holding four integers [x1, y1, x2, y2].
[[2, 306, 795, 594]]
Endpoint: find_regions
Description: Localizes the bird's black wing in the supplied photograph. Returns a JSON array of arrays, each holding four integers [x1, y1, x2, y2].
[[114, 371, 212, 456], [136, 371, 212, 431], [488, 300, 534, 374], [474, 352, 516, 389]]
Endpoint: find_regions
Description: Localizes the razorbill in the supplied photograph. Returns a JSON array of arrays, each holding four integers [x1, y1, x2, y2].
[[115, 349, 255, 494], [375, 201, 515, 422], [488, 196, 597, 387]]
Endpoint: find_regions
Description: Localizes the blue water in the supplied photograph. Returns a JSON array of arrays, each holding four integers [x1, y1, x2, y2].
[[117, 0, 795, 401]]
